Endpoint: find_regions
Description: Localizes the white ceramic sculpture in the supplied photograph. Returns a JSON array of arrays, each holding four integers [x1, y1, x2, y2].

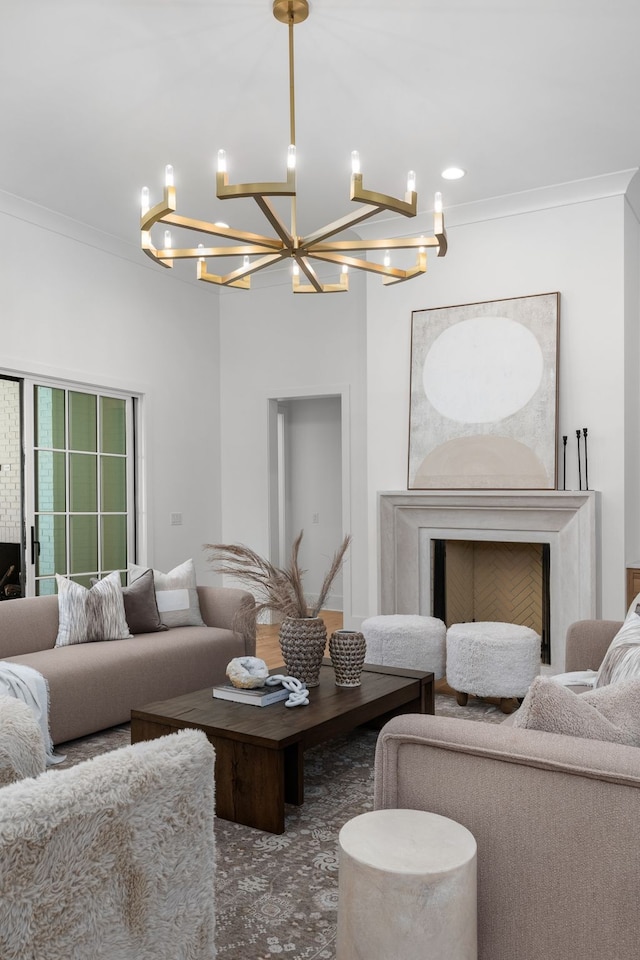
[[226, 656, 270, 689]]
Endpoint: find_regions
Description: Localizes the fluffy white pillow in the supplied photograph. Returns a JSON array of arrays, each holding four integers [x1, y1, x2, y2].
[[128, 559, 204, 628], [514, 675, 640, 746], [594, 612, 640, 688], [55, 570, 132, 646]]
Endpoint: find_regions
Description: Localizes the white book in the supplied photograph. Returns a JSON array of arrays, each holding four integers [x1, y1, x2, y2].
[[212, 682, 289, 706]]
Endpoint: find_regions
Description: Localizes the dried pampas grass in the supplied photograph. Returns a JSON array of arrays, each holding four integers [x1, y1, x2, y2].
[[204, 531, 351, 629]]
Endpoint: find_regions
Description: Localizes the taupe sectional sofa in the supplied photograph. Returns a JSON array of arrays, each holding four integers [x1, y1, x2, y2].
[[374, 619, 640, 960], [0, 586, 255, 744]]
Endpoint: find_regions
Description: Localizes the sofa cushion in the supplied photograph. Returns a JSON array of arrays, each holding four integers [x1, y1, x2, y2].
[[594, 612, 640, 688], [513, 675, 640, 745], [55, 571, 132, 647], [129, 559, 204, 628]]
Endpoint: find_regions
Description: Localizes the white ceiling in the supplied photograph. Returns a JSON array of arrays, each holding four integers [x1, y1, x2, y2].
[[2, 0, 640, 249]]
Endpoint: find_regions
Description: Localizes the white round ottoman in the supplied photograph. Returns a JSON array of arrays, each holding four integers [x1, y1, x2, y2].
[[361, 614, 446, 679], [337, 809, 477, 960], [446, 621, 540, 713]]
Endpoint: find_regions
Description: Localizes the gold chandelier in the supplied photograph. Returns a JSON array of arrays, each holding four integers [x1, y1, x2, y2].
[[140, 0, 447, 293]]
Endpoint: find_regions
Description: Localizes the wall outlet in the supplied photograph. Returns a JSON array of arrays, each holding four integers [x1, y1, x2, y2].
[[170, 512, 183, 526]]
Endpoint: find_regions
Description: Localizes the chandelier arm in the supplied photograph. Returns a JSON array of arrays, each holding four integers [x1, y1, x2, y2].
[[350, 174, 417, 218], [310, 237, 438, 253], [197, 252, 286, 288], [216, 170, 295, 200], [160, 213, 283, 249], [309, 250, 425, 281], [156, 244, 284, 261], [295, 256, 324, 292], [300, 205, 383, 248], [254, 196, 295, 249], [141, 233, 172, 268]]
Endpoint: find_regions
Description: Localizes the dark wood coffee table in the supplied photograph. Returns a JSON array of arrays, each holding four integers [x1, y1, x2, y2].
[[131, 661, 433, 833]]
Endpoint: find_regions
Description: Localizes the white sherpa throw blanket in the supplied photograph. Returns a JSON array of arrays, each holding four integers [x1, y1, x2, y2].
[[0, 662, 64, 765]]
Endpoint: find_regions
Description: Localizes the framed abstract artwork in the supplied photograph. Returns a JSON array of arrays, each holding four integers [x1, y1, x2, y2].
[[408, 292, 559, 489]]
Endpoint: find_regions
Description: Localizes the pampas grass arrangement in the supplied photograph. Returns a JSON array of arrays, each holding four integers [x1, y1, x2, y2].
[[204, 531, 351, 629]]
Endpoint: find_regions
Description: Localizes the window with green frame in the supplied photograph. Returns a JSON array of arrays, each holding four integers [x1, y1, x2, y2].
[[33, 386, 134, 595]]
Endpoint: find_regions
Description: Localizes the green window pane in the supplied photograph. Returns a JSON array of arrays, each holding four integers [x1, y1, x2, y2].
[[36, 515, 66, 577], [69, 453, 98, 513], [36, 578, 57, 596], [101, 397, 126, 455], [35, 451, 66, 512], [101, 515, 127, 571], [35, 386, 65, 449], [70, 453, 97, 512], [69, 392, 97, 452], [101, 456, 126, 512], [69, 515, 98, 573]]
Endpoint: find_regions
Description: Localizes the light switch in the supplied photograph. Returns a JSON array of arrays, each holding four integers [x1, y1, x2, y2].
[[170, 512, 183, 526]]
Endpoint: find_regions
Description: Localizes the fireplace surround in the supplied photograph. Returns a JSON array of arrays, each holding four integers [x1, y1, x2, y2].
[[379, 490, 597, 672]]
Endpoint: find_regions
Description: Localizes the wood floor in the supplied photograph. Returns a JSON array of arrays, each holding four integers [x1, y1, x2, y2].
[[256, 610, 344, 668]]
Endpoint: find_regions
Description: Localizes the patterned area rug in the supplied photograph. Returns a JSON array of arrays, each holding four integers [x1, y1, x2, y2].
[[52, 693, 505, 960]]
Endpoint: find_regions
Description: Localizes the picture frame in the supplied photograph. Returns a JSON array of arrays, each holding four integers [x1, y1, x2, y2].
[[408, 292, 559, 490]]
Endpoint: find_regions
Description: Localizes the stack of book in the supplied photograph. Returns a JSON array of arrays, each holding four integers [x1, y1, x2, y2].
[[212, 681, 289, 707]]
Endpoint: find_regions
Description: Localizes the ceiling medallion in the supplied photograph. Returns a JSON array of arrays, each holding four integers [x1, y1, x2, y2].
[[140, 0, 447, 293]]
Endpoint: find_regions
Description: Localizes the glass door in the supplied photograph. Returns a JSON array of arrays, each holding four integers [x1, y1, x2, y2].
[[23, 381, 135, 596]]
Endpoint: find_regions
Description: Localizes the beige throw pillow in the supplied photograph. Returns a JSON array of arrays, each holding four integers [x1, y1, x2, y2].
[[128, 559, 204, 628], [513, 675, 640, 746]]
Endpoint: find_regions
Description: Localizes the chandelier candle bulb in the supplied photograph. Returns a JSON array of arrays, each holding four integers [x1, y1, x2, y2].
[[164, 164, 174, 187], [407, 170, 416, 193], [243, 256, 250, 269], [140, 186, 150, 216], [217, 149, 226, 173], [384, 250, 391, 267], [434, 191, 443, 213], [198, 243, 205, 263], [164, 230, 172, 249], [351, 150, 361, 174], [287, 144, 297, 170]]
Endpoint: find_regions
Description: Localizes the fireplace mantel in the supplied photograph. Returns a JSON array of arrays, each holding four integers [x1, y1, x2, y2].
[[379, 490, 598, 672]]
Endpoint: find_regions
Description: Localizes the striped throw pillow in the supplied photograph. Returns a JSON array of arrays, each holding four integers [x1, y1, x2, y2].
[[55, 571, 132, 646]]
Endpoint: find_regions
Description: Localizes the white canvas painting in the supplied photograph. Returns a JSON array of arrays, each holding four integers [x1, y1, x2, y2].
[[408, 293, 559, 489]]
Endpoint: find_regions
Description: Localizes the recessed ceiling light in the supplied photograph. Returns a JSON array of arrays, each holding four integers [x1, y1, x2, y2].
[[441, 167, 466, 180]]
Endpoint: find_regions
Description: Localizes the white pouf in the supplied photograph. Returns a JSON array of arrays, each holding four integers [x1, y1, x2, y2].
[[337, 809, 477, 960], [362, 614, 447, 679], [446, 621, 540, 711]]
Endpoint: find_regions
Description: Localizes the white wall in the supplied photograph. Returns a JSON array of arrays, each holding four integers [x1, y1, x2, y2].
[[281, 396, 344, 608], [365, 184, 630, 620], [218, 271, 368, 624], [0, 191, 223, 586]]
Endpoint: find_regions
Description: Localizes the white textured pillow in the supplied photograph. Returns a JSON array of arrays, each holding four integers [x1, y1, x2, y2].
[[514, 675, 640, 745], [55, 571, 132, 646], [128, 559, 204, 628], [594, 612, 640, 688]]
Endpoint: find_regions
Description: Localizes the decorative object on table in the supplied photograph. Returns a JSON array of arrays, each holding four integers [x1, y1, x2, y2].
[[212, 680, 290, 707], [408, 292, 559, 489], [562, 435, 567, 490], [266, 674, 310, 708], [226, 656, 269, 689], [205, 530, 351, 687], [329, 629, 367, 687]]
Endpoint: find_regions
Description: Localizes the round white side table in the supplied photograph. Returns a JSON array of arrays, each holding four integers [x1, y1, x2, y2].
[[337, 808, 477, 960]]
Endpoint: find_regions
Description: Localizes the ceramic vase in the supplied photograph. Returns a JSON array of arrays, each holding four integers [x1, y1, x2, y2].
[[329, 629, 367, 687], [278, 616, 327, 687]]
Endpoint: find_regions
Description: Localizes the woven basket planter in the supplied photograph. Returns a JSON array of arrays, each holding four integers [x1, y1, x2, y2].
[[329, 630, 367, 687], [278, 616, 327, 687]]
